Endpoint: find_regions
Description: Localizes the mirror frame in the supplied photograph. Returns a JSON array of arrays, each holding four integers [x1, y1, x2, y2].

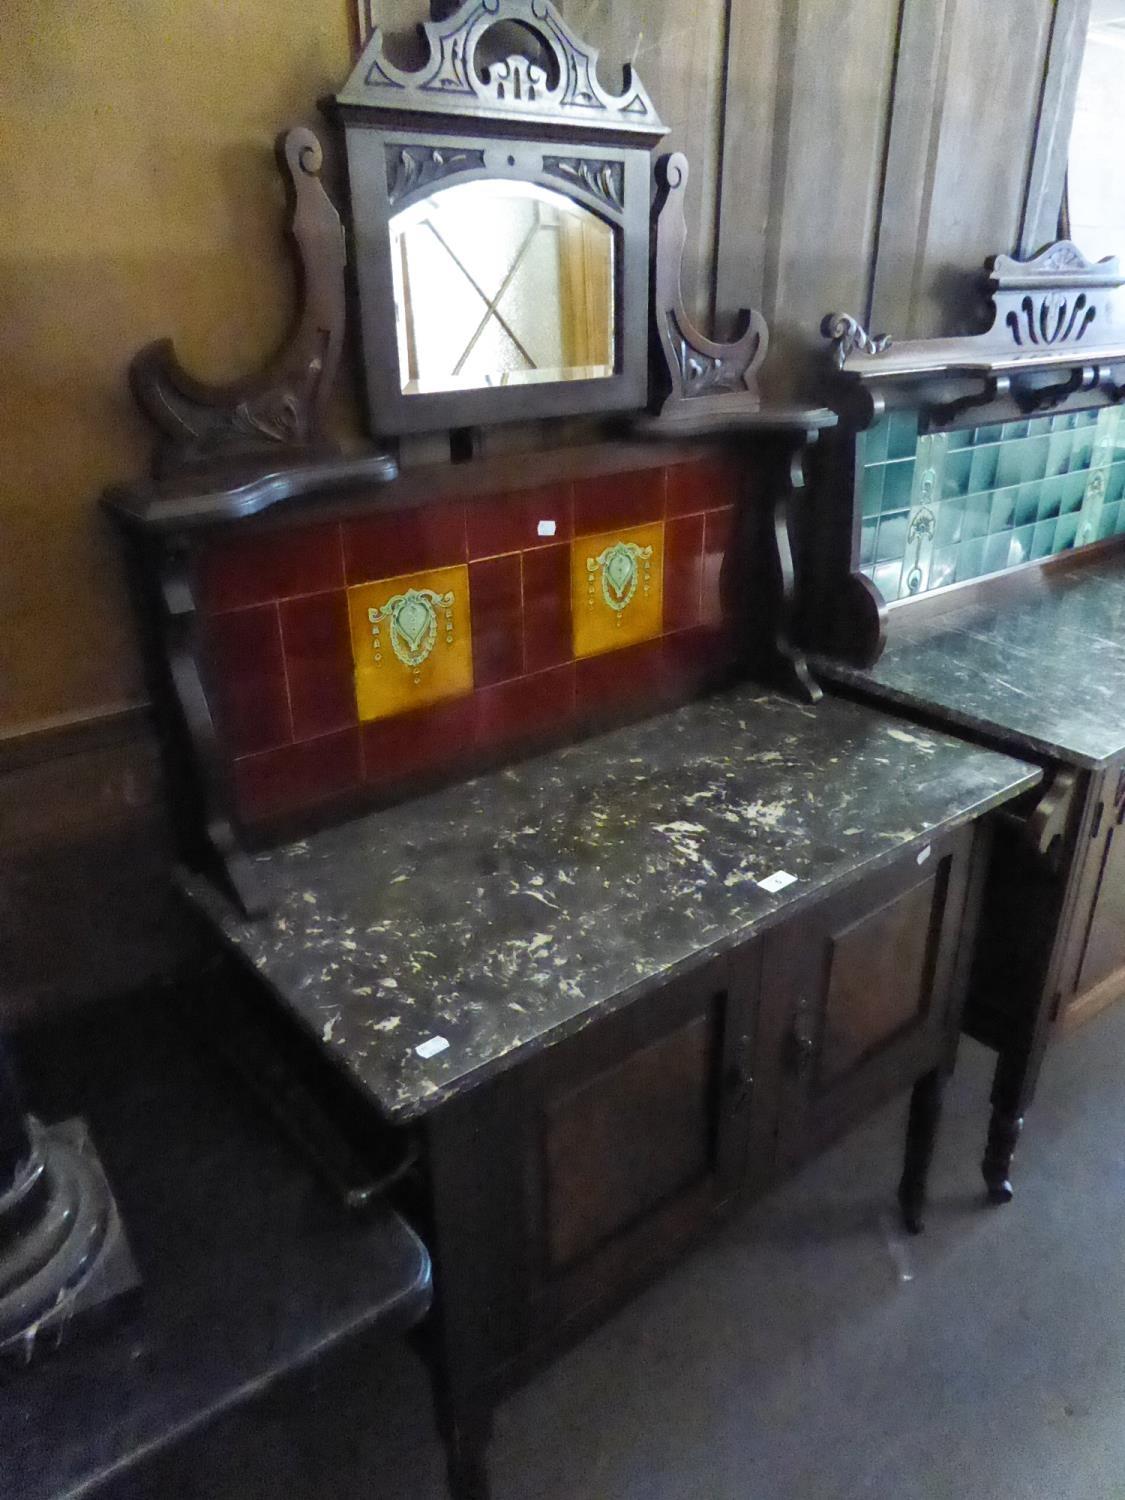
[[329, 0, 667, 437]]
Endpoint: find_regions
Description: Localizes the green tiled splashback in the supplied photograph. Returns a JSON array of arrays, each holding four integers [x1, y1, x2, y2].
[[858, 408, 1125, 601]]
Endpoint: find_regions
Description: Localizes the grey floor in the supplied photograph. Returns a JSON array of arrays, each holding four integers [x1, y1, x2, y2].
[[166, 1000, 1125, 1500]]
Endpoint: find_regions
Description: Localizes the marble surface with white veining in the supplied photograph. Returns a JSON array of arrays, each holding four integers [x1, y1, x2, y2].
[[818, 555, 1125, 769], [184, 685, 1038, 1122]]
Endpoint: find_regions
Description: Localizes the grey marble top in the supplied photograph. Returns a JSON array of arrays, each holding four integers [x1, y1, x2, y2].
[[185, 685, 1038, 1123], [816, 555, 1125, 770]]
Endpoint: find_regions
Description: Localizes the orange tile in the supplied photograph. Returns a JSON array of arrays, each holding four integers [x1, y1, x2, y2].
[[348, 563, 473, 722], [571, 521, 664, 659]]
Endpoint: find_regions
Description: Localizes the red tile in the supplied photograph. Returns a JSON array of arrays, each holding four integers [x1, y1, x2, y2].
[[343, 502, 466, 584], [361, 696, 477, 790], [662, 626, 738, 698], [475, 665, 576, 751], [233, 729, 362, 824], [573, 468, 666, 535], [280, 591, 356, 741], [663, 513, 705, 632], [666, 456, 743, 517], [206, 605, 291, 757], [575, 638, 668, 720], [522, 543, 572, 673], [466, 483, 574, 558], [703, 508, 738, 626], [469, 555, 524, 688], [197, 522, 343, 613]]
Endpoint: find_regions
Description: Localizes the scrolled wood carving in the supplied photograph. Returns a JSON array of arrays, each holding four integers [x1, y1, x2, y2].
[[130, 126, 345, 473], [650, 152, 768, 424], [821, 314, 892, 370]]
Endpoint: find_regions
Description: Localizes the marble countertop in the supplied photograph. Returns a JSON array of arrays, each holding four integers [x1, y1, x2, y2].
[[816, 555, 1125, 770], [185, 685, 1038, 1123]]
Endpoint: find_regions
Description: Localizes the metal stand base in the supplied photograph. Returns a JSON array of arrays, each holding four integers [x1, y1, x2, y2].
[[0, 1117, 139, 1363]]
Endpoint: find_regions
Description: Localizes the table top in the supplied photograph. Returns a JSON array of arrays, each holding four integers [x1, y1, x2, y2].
[[816, 554, 1125, 770], [186, 683, 1038, 1124], [2, 994, 431, 1500]]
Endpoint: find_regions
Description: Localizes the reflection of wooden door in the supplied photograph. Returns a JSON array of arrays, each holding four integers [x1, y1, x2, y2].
[[758, 830, 974, 1172], [558, 212, 613, 371], [1068, 764, 1125, 1014]]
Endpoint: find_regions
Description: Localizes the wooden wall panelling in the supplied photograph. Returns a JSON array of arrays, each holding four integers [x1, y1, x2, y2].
[[719, 0, 901, 399], [1019, 0, 1092, 256], [869, 0, 1057, 341]]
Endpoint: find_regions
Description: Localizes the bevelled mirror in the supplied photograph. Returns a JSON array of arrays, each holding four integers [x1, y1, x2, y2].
[[330, 0, 666, 436]]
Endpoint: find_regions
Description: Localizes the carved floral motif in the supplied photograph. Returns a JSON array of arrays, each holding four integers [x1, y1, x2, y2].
[[543, 156, 624, 212]]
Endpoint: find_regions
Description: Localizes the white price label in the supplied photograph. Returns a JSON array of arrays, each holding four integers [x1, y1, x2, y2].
[[415, 1036, 450, 1060], [758, 870, 798, 895]]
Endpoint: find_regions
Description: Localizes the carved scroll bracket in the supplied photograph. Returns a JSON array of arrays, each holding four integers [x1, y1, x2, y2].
[[130, 127, 347, 475]]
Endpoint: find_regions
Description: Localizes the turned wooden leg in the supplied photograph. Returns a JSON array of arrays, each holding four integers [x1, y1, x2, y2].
[[898, 1068, 945, 1235], [982, 1107, 1023, 1206], [437, 1402, 493, 1500]]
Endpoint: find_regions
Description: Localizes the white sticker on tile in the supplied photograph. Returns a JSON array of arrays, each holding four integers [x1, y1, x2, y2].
[[537, 519, 557, 537], [916, 844, 932, 866], [758, 870, 798, 894], [415, 1036, 450, 1060]]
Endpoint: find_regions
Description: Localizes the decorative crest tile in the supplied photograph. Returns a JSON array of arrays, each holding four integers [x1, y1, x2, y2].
[[571, 522, 664, 658], [348, 564, 473, 721]]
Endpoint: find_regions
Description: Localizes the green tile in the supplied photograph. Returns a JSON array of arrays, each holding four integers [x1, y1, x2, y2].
[[946, 426, 974, 450], [887, 410, 919, 461], [1045, 431, 1073, 477], [959, 536, 986, 578], [876, 511, 909, 562], [1051, 411, 1077, 433], [1027, 416, 1052, 437], [861, 464, 885, 517], [989, 488, 1016, 533], [1071, 427, 1095, 471], [962, 490, 992, 540], [934, 497, 964, 547], [942, 448, 972, 498], [1002, 419, 1030, 441], [969, 444, 999, 491], [862, 415, 890, 465], [996, 440, 1024, 489], [1054, 512, 1080, 552], [1008, 525, 1034, 568], [882, 459, 915, 512], [860, 516, 878, 566], [1022, 435, 1050, 482], [929, 545, 959, 591], [1014, 483, 1040, 529], [1031, 520, 1057, 559], [1038, 477, 1064, 522], [1117, 503, 1125, 535], [1107, 462, 1125, 505], [871, 559, 903, 599], [1097, 501, 1120, 541], [1061, 473, 1086, 515], [1074, 406, 1100, 428], [983, 532, 1012, 573], [975, 423, 1003, 444]]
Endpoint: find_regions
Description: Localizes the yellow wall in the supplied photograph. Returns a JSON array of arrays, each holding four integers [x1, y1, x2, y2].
[[0, 0, 356, 738]]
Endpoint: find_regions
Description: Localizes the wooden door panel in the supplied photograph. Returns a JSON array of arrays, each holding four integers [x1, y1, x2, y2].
[[764, 829, 974, 1171], [820, 873, 937, 1084], [544, 1012, 714, 1271], [1074, 770, 1125, 1000]]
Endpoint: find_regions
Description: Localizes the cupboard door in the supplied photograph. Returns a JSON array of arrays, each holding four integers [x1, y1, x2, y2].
[[522, 947, 759, 1339], [762, 828, 975, 1171], [1071, 765, 1125, 1005]]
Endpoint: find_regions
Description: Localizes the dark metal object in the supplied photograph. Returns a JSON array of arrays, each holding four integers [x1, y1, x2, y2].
[[3, 991, 431, 1500], [328, 0, 667, 437], [130, 128, 348, 475], [0, 1038, 138, 1365]]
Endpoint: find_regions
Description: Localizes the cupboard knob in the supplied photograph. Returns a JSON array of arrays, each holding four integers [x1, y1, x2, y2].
[[790, 1005, 816, 1076]]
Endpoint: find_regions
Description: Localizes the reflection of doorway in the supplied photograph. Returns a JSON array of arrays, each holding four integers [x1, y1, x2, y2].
[[390, 180, 615, 395], [1066, 2, 1125, 259]]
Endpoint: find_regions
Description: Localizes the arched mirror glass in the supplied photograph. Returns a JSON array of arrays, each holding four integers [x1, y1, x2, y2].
[[1067, 2, 1125, 258], [390, 180, 616, 397]]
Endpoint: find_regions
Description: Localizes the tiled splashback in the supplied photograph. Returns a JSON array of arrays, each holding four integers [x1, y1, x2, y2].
[[196, 457, 740, 825], [859, 407, 1125, 601]]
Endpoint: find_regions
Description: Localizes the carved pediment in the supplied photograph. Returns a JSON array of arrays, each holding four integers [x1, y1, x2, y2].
[[336, 0, 666, 143]]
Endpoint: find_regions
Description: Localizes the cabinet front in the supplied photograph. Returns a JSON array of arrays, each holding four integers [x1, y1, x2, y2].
[[757, 829, 976, 1173], [1067, 763, 1125, 1014]]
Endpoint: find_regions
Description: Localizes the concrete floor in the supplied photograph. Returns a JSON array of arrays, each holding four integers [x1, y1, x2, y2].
[[164, 1000, 1125, 1500]]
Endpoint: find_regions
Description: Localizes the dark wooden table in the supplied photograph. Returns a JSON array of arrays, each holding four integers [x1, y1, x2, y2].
[[1, 990, 431, 1500]]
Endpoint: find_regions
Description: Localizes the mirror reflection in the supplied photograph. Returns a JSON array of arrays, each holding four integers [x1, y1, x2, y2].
[[390, 180, 616, 396]]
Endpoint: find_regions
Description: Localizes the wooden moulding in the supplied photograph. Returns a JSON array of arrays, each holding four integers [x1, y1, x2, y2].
[[806, 241, 1125, 669]]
